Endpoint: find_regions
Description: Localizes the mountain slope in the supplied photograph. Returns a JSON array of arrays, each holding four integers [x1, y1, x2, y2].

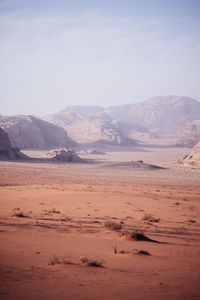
[[0, 115, 76, 149], [45, 106, 136, 146], [0, 127, 29, 160], [45, 96, 200, 145], [105, 96, 200, 129]]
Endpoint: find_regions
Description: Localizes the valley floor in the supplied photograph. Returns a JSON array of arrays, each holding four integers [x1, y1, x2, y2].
[[0, 146, 200, 300]]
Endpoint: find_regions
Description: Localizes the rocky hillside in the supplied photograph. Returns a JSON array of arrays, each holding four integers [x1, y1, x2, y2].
[[0, 127, 29, 160], [45, 96, 200, 145], [45, 107, 136, 146], [105, 96, 200, 129], [0, 115, 76, 149], [178, 141, 200, 165]]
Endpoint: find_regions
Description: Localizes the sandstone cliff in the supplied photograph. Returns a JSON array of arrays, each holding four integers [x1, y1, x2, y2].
[[0, 127, 29, 160], [0, 115, 76, 149], [178, 142, 200, 166]]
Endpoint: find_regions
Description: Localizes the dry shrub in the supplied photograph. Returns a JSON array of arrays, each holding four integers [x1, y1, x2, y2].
[[121, 231, 160, 243], [12, 211, 29, 218], [103, 221, 122, 231], [48, 255, 73, 266], [143, 214, 160, 223], [80, 257, 104, 268], [135, 249, 151, 256]]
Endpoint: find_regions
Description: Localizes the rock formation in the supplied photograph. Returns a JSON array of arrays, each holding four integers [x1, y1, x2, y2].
[[177, 142, 200, 166], [105, 96, 200, 129], [47, 148, 82, 162], [44, 96, 200, 145], [0, 115, 76, 149], [0, 127, 29, 160], [45, 107, 137, 146]]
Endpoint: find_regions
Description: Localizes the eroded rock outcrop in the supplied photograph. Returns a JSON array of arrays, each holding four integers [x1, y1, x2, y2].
[[47, 148, 82, 162], [0, 115, 76, 149], [0, 127, 29, 160], [177, 142, 200, 166], [44, 107, 137, 146]]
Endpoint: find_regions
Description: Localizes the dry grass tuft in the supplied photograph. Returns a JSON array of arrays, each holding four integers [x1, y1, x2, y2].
[[103, 221, 122, 231], [12, 211, 29, 218], [143, 214, 160, 223], [135, 249, 151, 256], [48, 256, 73, 266], [80, 257, 104, 268], [187, 219, 196, 223], [121, 231, 160, 243]]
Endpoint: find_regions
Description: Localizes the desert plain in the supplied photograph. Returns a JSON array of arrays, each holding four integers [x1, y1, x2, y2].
[[0, 145, 200, 300]]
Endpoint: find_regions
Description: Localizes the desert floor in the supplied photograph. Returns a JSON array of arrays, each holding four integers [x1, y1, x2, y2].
[[0, 145, 200, 300]]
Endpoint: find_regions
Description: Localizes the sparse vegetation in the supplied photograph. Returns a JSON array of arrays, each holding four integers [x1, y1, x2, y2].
[[113, 245, 117, 254], [116, 248, 151, 256], [44, 208, 60, 215], [119, 250, 129, 254], [187, 219, 196, 223], [135, 249, 151, 256], [103, 221, 122, 231], [121, 231, 160, 243], [12, 211, 29, 218], [80, 257, 104, 268], [143, 214, 160, 223], [130, 231, 149, 241], [48, 255, 73, 266]]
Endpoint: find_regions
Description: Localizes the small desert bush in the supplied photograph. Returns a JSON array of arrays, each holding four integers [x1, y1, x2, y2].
[[48, 256, 73, 266], [117, 248, 150, 256], [12, 211, 29, 218], [121, 231, 152, 241], [187, 219, 196, 223], [130, 231, 148, 241], [143, 214, 160, 223], [119, 250, 129, 254], [80, 257, 104, 268], [103, 221, 122, 231]]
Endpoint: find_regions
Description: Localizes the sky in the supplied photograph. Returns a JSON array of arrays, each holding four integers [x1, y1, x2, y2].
[[0, 0, 200, 116]]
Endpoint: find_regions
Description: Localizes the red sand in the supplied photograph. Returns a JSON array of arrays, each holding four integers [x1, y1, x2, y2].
[[0, 149, 200, 300]]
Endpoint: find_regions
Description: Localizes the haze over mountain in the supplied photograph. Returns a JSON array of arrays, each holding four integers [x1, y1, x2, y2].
[[45, 96, 200, 146], [0, 115, 76, 149], [45, 107, 136, 146]]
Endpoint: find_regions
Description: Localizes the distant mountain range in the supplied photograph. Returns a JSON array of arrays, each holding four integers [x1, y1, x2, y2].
[[45, 96, 200, 146], [1, 96, 200, 149]]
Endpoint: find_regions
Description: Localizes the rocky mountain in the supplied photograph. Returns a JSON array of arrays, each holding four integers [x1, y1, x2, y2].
[[45, 96, 200, 146], [0, 115, 76, 149], [45, 107, 136, 146], [0, 127, 29, 160], [105, 96, 200, 129], [178, 141, 200, 165]]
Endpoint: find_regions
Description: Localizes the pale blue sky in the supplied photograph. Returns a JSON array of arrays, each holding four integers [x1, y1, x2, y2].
[[0, 0, 200, 115]]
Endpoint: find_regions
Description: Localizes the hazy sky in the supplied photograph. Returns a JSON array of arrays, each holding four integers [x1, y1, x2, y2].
[[0, 0, 200, 116]]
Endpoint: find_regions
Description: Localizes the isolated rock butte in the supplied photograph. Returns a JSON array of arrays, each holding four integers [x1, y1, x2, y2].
[[0, 115, 76, 149], [0, 127, 29, 160], [47, 148, 82, 162], [178, 142, 200, 166]]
